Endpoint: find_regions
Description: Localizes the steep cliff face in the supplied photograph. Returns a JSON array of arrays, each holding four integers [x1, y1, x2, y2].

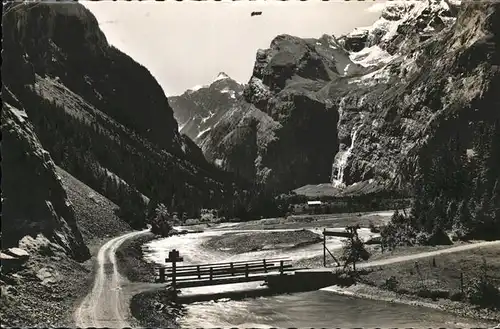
[[199, 34, 359, 192], [404, 2, 500, 240], [190, 3, 462, 194], [2, 2, 238, 218], [2, 2, 180, 150], [185, 0, 497, 202], [327, 0, 463, 193], [169, 72, 244, 142], [199, 104, 276, 183], [2, 101, 90, 261]]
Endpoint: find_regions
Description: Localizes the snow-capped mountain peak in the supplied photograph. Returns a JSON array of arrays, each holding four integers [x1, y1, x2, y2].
[[339, 0, 461, 68], [169, 72, 244, 142], [184, 72, 234, 94], [213, 72, 231, 82]]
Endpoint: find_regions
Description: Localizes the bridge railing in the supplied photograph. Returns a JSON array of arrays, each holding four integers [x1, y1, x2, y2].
[[157, 257, 294, 284]]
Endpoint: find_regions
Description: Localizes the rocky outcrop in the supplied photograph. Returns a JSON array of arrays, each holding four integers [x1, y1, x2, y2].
[[1, 102, 90, 261], [212, 0, 478, 196], [188, 4, 461, 194]]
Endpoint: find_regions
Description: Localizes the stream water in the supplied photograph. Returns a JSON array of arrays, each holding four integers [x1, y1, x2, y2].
[[142, 220, 494, 328]]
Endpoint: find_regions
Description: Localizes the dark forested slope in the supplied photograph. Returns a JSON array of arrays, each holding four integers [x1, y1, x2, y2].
[[2, 2, 245, 224]]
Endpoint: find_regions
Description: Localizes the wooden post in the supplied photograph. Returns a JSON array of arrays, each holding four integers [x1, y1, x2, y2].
[[245, 263, 249, 278], [230, 262, 234, 276], [210, 267, 213, 281], [460, 272, 464, 295], [324, 229, 327, 265], [172, 261, 177, 288], [159, 267, 165, 283], [280, 260, 284, 275], [263, 259, 267, 273], [197, 265, 201, 279]]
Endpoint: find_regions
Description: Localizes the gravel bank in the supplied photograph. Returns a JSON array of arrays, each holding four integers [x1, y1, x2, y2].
[[209, 212, 392, 231], [130, 290, 185, 328], [201, 229, 322, 254]]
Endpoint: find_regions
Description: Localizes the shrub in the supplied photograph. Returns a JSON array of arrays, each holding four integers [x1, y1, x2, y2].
[[416, 227, 453, 246], [383, 276, 399, 291], [150, 203, 173, 237], [341, 225, 370, 272], [417, 288, 450, 300], [450, 291, 465, 301], [466, 278, 500, 308], [369, 221, 380, 233], [465, 258, 500, 309], [380, 210, 419, 250]]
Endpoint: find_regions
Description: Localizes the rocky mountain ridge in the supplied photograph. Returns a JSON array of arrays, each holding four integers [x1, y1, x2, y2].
[[2, 2, 243, 226], [3, 3, 180, 150], [327, 0, 463, 192], [192, 33, 365, 192], [175, 0, 492, 199], [169, 72, 244, 142]]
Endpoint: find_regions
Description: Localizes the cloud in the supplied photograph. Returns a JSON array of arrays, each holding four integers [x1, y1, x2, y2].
[[366, 2, 387, 13]]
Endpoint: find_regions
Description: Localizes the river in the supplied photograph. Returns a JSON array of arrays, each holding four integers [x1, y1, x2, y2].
[[142, 216, 494, 328]]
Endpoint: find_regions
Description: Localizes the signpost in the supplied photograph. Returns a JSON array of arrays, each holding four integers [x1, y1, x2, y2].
[[322, 228, 355, 267], [165, 249, 184, 291]]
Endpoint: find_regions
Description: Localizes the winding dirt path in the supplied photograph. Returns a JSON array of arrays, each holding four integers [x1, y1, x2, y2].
[[74, 229, 163, 328], [359, 240, 500, 269]]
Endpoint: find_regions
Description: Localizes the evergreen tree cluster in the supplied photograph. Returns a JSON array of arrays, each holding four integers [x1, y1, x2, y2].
[[15, 88, 238, 225], [147, 202, 174, 236], [383, 117, 500, 247], [217, 182, 288, 221], [13, 87, 285, 224]]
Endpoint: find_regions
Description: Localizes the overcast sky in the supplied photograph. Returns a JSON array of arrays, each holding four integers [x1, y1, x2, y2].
[[83, 1, 386, 96]]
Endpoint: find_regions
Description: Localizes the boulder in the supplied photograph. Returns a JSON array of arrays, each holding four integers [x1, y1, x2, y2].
[[4, 247, 30, 261], [36, 267, 60, 285], [0, 252, 26, 273], [0, 252, 16, 261]]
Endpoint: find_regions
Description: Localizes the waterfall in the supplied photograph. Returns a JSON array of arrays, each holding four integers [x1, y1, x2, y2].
[[332, 124, 363, 188]]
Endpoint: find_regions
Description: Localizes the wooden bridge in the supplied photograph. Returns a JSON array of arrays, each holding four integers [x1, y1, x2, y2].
[[156, 227, 360, 297], [156, 250, 295, 290]]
